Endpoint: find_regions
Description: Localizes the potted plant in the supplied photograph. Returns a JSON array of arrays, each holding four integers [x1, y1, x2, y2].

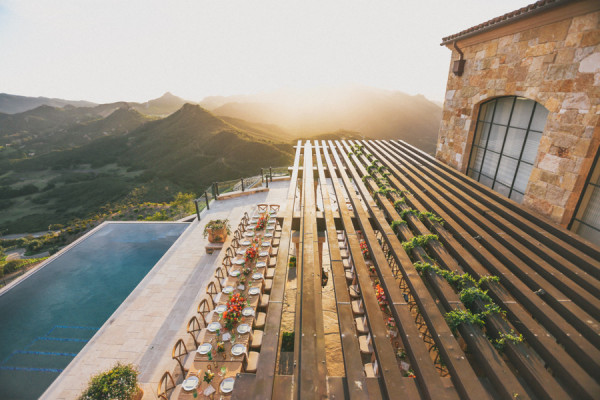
[[288, 255, 296, 268], [203, 219, 231, 243], [78, 363, 142, 400]]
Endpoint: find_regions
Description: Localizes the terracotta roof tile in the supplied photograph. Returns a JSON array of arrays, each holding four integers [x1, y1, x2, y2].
[[440, 0, 572, 45]]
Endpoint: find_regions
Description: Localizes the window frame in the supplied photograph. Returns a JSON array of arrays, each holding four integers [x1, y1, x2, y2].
[[466, 96, 546, 202], [569, 150, 600, 240]]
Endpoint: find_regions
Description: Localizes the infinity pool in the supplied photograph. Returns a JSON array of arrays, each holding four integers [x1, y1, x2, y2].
[[0, 222, 189, 399]]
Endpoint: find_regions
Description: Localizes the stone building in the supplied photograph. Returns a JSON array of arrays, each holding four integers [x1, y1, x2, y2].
[[435, 0, 600, 244]]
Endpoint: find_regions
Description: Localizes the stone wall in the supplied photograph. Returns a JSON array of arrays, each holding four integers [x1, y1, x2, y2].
[[436, 10, 600, 226]]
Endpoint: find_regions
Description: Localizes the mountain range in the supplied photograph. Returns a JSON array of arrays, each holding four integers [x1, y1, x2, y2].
[[0, 87, 442, 233]]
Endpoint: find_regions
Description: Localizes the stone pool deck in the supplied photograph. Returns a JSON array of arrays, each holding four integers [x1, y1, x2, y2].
[[41, 181, 289, 400]]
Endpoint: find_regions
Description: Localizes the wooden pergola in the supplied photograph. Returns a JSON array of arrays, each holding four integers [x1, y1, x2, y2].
[[232, 140, 600, 400]]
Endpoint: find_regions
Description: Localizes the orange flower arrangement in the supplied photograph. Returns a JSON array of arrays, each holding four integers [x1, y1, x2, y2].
[[244, 245, 258, 264], [375, 284, 387, 310], [255, 215, 268, 230], [223, 293, 247, 330]]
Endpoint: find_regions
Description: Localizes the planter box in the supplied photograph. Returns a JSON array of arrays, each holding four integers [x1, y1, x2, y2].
[[207, 227, 227, 243]]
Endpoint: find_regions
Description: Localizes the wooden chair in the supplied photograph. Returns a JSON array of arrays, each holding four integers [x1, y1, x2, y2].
[[352, 299, 364, 315], [172, 339, 193, 376], [355, 315, 369, 334], [243, 351, 260, 373], [257, 204, 268, 213], [254, 312, 266, 329], [365, 359, 379, 378], [215, 266, 227, 285], [223, 255, 232, 269], [158, 371, 181, 399], [359, 333, 373, 354], [226, 247, 236, 259], [198, 298, 212, 326], [264, 279, 273, 293], [259, 293, 270, 310], [250, 330, 263, 350], [187, 316, 203, 348], [237, 222, 246, 233], [234, 230, 242, 241], [231, 237, 240, 249], [269, 204, 280, 214]]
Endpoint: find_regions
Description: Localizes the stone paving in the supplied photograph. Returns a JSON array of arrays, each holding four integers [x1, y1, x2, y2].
[[41, 181, 289, 400]]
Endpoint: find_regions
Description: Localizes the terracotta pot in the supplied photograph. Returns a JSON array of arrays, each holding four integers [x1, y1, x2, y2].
[[132, 387, 143, 400], [208, 227, 227, 243]]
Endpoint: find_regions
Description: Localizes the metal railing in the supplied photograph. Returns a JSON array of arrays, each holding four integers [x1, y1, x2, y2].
[[193, 166, 289, 220]]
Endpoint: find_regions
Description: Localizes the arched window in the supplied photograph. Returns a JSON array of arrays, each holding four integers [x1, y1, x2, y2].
[[467, 96, 548, 203]]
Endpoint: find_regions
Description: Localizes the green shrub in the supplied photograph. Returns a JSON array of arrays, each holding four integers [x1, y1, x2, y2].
[[281, 331, 295, 352], [78, 363, 139, 400]]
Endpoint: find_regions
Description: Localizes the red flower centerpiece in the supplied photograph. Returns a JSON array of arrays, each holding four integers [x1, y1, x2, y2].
[[375, 284, 387, 310], [255, 215, 268, 231], [223, 293, 246, 330], [244, 245, 258, 264], [360, 241, 370, 259]]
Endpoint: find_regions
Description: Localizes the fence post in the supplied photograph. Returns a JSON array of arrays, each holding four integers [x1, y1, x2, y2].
[[241, 178, 245, 192], [261, 168, 264, 184], [266, 174, 269, 188], [211, 182, 216, 199], [270, 166, 273, 182], [205, 191, 210, 210], [194, 200, 200, 220], [215, 182, 219, 196]]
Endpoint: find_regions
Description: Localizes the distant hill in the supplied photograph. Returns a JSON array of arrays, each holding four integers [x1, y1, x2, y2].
[[0, 93, 97, 114], [200, 86, 442, 154], [128, 92, 195, 116], [0, 104, 152, 157], [0, 92, 195, 118], [0, 104, 293, 233]]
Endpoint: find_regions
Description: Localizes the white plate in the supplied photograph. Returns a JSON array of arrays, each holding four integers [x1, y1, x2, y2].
[[222, 286, 234, 294], [261, 242, 270, 247], [245, 232, 255, 237], [229, 269, 241, 277], [267, 223, 275, 228], [256, 261, 266, 268], [182, 375, 199, 391], [264, 233, 273, 237], [248, 287, 261, 295], [242, 307, 255, 317], [197, 343, 212, 354], [252, 273, 263, 280], [269, 218, 276, 223], [207, 322, 221, 332], [237, 323, 251, 334], [259, 251, 269, 257], [222, 332, 231, 341], [220, 377, 235, 393], [240, 240, 251, 246], [234, 259, 245, 265], [231, 344, 246, 356], [215, 304, 227, 314], [236, 249, 245, 255]]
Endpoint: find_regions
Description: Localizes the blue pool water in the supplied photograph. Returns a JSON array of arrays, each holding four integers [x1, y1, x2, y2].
[[0, 222, 189, 399]]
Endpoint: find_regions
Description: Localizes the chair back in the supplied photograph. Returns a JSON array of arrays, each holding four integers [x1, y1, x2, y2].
[[257, 204, 268, 213], [231, 237, 240, 249], [215, 266, 226, 282], [269, 204, 280, 213], [172, 339, 189, 376], [226, 247, 236, 259], [223, 255, 232, 268], [187, 316, 203, 348], [198, 298, 212, 326], [234, 230, 242, 240], [157, 371, 176, 400], [237, 222, 246, 233]]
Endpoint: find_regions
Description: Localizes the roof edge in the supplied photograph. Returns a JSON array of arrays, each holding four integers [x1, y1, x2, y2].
[[440, 0, 574, 46]]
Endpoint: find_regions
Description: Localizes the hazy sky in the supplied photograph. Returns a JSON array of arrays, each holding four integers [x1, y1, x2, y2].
[[1, 0, 534, 103]]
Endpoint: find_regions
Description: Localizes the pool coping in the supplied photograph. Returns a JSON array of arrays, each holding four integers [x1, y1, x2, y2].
[[0, 221, 191, 298]]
